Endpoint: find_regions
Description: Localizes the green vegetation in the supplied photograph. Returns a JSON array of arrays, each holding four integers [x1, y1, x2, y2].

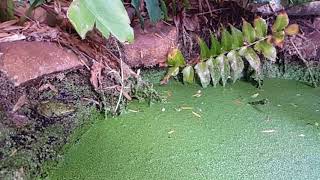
[[67, 0, 134, 42], [162, 12, 299, 88], [47, 79, 320, 179]]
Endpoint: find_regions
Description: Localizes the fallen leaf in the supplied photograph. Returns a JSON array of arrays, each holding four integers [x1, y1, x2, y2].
[[285, 24, 299, 36]]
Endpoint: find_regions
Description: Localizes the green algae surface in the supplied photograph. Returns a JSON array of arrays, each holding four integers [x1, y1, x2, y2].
[[48, 79, 320, 179]]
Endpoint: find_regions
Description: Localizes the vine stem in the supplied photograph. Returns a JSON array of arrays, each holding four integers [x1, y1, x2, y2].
[[290, 39, 318, 88]]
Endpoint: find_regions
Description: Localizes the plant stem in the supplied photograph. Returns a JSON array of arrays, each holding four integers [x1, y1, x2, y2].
[[114, 41, 124, 113]]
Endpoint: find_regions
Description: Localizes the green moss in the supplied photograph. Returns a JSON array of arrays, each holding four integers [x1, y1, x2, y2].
[[47, 79, 320, 179]]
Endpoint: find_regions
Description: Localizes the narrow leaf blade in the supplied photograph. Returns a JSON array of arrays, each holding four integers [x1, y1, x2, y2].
[[221, 28, 233, 51], [198, 37, 210, 61], [210, 34, 221, 57]]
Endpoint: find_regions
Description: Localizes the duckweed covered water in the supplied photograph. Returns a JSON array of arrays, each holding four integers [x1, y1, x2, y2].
[[48, 79, 320, 179]]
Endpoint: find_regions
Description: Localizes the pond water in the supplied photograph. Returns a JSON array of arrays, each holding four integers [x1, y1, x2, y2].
[[48, 79, 320, 179]]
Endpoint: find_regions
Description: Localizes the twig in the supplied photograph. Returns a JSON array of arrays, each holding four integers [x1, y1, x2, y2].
[[114, 41, 124, 113], [290, 39, 318, 88], [195, 8, 230, 16]]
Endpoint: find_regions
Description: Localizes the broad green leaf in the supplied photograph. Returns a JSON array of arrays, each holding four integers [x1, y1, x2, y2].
[[221, 28, 233, 51], [254, 17, 267, 39], [216, 54, 230, 87], [239, 47, 261, 74], [230, 25, 244, 49], [207, 58, 221, 87], [209, 34, 221, 57], [254, 41, 277, 62], [194, 62, 211, 88], [272, 11, 289, 32], [145, 0, 162, 23], [272, 31, 285, 47], [182, 65, 194, 84], [198, 37, 210, 61], [167, 48, 185, 67], [242, 19, 256, 43], [227, 50, 244, 83], [67, 0, 134, 43]]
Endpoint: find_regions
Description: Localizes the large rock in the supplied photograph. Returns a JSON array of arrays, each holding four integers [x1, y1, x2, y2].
[[124, 21, 177, 67], [0, 41, 82, 86]]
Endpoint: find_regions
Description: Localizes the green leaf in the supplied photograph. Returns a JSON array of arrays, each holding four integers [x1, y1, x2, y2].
[[160, 0, 169, 21], [194, 62, 211, 88], [198, 37, 210, 61], [216, 54, 230, 87], [254, 41, 277, 62], [131, 0, 145, 28], [182, 65, 195, 84], [167, 48, 185, 67], [131, 0, 140, 8], [29, 0, 45, 7], [230, 25, 243, 49], [206, 58, 221, 87], [254, 17, 267, 39], [0, 0, 14, 21], [209, 34, 221, 57], [67, 0, 134, 43], [227, 50, 244, 83], [272, 31, 285, 47], [272, 11, 289, 32], [221, 28, 233, 51], [242, 19, 256, 43], [168, 66, 180, 77], [239, 47, 261, 74], [145, 0, 162, 23]]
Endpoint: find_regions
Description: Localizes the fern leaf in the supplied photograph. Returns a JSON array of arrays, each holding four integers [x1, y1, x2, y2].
[[195, 62, 211, 88], [227, 50, 244, 83]]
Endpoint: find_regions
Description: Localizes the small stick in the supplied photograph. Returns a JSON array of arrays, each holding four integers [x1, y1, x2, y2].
[[114, 41, 124, 113]]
